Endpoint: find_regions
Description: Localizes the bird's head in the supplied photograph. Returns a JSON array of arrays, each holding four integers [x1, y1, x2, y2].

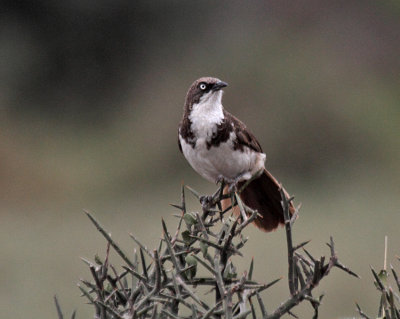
[[184, 77, 228, 111]]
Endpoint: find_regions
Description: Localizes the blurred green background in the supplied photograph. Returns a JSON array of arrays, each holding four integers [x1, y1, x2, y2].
[[1, 0, 399, 318]]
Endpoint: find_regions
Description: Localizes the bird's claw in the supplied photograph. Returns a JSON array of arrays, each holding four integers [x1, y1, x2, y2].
[[216, 175, 226, 185], [216, 174, 245, 194], [199, 195, 213, 206]]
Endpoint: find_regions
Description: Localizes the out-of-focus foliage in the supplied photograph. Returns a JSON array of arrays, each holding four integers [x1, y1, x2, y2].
[[0, 1, 399, 319]]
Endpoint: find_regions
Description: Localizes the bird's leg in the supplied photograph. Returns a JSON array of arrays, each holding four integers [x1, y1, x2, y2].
[[215, 174, 227, 186], [216, 174, 237, 193], [227, 172, 249, 193], [200, 177, 229, 217], [214, 176, 226, 195], [212, 180, 225, 211]]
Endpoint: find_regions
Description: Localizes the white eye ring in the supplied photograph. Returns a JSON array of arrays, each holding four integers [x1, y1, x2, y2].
[[199, 83, 206, 90]]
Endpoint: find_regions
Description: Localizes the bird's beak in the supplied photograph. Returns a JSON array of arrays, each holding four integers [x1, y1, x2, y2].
[[212, 81, 228, 91]]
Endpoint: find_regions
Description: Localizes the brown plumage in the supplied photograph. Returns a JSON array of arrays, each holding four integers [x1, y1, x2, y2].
[[222, 169, 295, 232]]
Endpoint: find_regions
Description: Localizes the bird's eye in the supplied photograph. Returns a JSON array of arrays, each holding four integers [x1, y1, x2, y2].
[[199, 83, 207, 90]]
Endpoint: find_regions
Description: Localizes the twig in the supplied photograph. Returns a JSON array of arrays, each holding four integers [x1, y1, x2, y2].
[[85, 211, 136, 269], [356, 303, 372, 319], [134, 250, 161, 311], [54, 295, 64, 319], [280, 187, 296, 296]]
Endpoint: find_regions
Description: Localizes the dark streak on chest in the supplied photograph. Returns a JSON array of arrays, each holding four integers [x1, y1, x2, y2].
[[179, 109, 263, 155], [206, 117, 233, 150], [179, 116, 196, 150]]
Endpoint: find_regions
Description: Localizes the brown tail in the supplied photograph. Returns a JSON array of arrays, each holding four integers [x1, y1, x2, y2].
[[222, 169, 295, 232]]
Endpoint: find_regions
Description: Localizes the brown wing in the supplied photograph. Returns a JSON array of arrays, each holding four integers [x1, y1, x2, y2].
[[223, 111, 263, 153]]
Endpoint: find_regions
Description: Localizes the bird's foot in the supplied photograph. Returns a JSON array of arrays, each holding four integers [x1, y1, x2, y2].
[[199, 195, 213, 207], [216, 175, 227, 186], [227, 172, 250, 193], [216, 175, 236, 193], [216, 173, 248, 194]]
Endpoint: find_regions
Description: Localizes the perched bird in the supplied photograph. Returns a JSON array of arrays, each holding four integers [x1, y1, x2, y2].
[[178, 77, 294, 232]]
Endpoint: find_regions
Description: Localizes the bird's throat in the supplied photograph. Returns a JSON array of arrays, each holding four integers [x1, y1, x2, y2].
[[188, 92, 224, 139]]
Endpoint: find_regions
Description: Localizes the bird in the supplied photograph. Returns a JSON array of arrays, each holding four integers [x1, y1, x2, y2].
[[178, 77, 294, 232]]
